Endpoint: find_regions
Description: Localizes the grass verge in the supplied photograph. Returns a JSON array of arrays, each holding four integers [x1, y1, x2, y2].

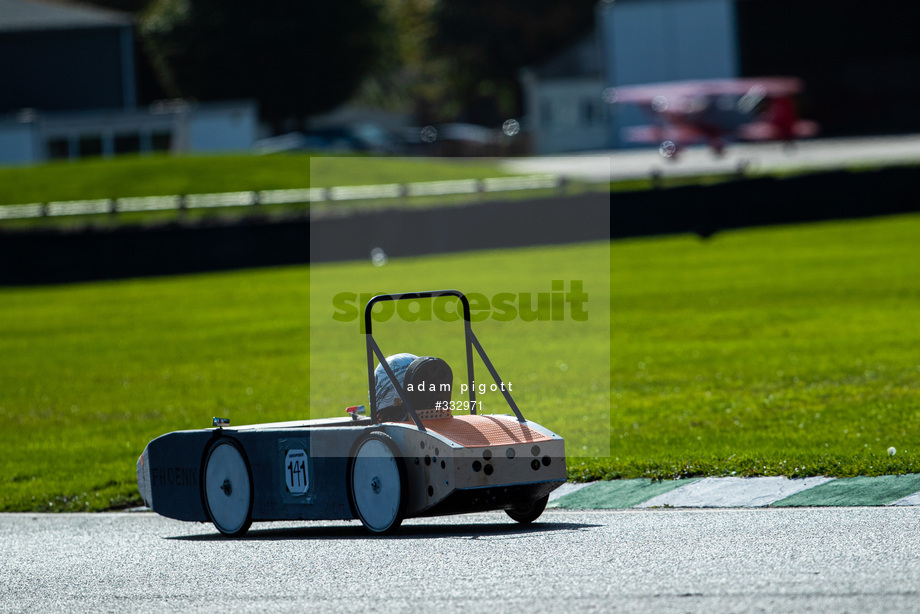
[[2, 214, 920, 510], [0, 154, 541, 230], [0, 154, 514, 205]]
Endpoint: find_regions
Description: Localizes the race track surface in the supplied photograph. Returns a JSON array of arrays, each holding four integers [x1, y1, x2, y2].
[[502, 133, 920, 182], [3, 508, 919, 612]]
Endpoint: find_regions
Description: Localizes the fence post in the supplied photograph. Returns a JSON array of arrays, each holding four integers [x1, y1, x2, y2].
[[558, 176, 569, 196]]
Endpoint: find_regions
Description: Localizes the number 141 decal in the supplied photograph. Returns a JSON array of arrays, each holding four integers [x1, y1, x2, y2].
[[284, 449, 309, 494]]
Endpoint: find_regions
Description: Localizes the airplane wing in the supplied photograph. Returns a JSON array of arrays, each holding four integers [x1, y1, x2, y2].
[[622, 124, 707, 145], [608, 77, 804, 113], [738, 119, 820, 141]]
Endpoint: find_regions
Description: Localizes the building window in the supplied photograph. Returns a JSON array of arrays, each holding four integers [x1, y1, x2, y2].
[[78, 135, 103, 158], [151, 132, 172, 152], [115, 133, 141, 155], [581, 99, 597, 126], [47, 138, 70, 160]]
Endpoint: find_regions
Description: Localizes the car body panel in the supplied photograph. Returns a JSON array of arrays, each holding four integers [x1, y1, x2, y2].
[[138, 414, 565, 525]]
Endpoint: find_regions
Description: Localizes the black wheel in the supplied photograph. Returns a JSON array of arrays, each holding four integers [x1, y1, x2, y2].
[[202, 439, 253, 537], [505, 494, 549, 524], [347, 432, 407, 534]]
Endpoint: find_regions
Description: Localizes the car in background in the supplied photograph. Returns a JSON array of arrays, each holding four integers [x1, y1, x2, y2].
[[255, 122, 407, 155]]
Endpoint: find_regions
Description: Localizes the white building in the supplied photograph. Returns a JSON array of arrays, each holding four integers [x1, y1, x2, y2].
[[519, 35, 608, 156], [522, 0, 739, 154], [0, 0, 257, 165], [0, 101, 258, 165]]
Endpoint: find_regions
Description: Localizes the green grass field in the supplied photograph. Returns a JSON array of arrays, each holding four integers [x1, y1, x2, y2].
[[605, 215, 920, 481], [2, 214, 919, 512], [0, 154, 549, 230], [0, 154, 513, 206]]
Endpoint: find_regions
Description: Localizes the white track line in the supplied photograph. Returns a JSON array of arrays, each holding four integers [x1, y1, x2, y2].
[[636, 476, 835, 508], [889, 491, 920, 506], [548, 482, 593, 502]]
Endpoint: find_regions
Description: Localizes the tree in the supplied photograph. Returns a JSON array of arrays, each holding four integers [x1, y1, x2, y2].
[[64, 0, 152, 13], [431, 0, 596, 124], [352, 0, 455, 121], [139, 0, 388, 124]]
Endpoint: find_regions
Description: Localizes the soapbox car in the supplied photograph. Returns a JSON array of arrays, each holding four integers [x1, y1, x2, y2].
[[137, 290, 566, 535]]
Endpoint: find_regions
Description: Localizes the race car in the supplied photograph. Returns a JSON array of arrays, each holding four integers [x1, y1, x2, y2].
[[137, 290, 566, 535]]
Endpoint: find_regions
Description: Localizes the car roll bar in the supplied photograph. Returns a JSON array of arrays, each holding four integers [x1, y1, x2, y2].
[[364, 290, 525, 429]]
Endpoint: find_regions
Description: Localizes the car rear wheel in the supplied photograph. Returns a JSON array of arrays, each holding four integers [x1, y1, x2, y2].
[[347, 432, 407, 534], [505, 494, 549, 524], [203, 439, 253, 537]]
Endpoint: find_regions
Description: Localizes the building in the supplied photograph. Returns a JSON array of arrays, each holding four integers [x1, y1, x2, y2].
[[0, 0, 137, 113], [522, 0, 920, 154], [0, 0, 256, 165], [519, 34, 608, 156]]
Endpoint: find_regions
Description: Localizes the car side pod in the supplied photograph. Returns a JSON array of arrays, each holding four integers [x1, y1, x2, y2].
[[136, 290, 565, 537]]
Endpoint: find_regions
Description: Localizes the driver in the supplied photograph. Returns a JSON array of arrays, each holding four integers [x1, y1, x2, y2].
[[373, 353, 453, 421]]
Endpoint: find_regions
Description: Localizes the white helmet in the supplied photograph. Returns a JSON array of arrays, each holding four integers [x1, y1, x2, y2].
[[373, 353, 417, 410]]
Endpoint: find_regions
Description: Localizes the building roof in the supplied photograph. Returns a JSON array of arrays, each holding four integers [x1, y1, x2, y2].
[[0, 0, 130, 33]]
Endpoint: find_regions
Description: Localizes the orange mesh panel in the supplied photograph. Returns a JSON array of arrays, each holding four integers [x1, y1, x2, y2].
[[412, 414, 551, 448], [415, 408, 452, 420]]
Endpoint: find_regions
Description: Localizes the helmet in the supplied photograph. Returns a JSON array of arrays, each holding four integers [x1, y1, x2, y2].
[[374, 353, 418, 411], [373, 353, 453, 421], [403, 356, 453, 412]]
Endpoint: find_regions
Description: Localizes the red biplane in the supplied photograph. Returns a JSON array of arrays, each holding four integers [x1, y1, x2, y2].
[[606, 77, 819, 159]]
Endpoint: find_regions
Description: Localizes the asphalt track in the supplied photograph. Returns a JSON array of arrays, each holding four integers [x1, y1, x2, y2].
[[502, 133, 920, 182], [3, 508, 920, 613]]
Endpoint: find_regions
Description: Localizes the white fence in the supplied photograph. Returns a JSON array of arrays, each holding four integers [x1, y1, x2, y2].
[[0, 175, 561, 220]]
